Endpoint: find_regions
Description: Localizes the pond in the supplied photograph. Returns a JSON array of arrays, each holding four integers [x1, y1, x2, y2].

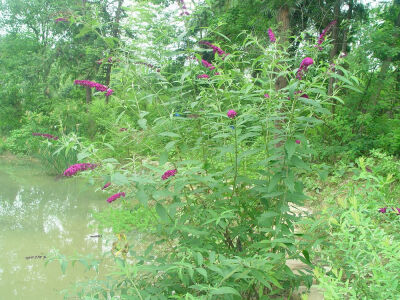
[[0, 157, 109, 299]]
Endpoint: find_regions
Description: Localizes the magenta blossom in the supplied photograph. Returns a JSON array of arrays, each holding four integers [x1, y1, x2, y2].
[[106, 89, 113, 96], [197, 74, 210, 79], [107, 192, 125, 203], [201, 59, 215, 70], [268, 28, 276, 43], [55, 17, 68, 23], [227, 110, 237, 119], [32, 133, 59, 141], [295, 91, 309, 98], [199, 41, 228, 58], [295, 140, 301, 144], [63, 163, 97, 177], [162, 169, 177, 180], [264, 93, 270, 98], [296, 57, 314, 80], [215, 72, 220, 75], [102, 182, 111, 190], [318, 20, 337, 45], [379, 207, 387, 213]]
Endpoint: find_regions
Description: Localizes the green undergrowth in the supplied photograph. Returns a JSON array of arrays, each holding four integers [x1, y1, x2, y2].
[[304, 150, 400, 299]]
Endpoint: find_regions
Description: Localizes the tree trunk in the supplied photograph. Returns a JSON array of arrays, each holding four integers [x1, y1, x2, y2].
[[329, 0, 341, 114], [275, 4, 290, 90], [86, 86, 92, 111], [105, 0, 124, 104]]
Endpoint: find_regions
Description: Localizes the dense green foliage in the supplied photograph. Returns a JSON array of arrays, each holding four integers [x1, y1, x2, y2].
[[1, 0, 400, 299]]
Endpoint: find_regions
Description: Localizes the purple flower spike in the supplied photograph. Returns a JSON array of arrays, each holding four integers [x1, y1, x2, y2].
[[102, 182, 111, 190], [55, 17, 68, 23], [227, 110, 237, 119], [162, 169, 177, 180], [318, 20, 337, 45], [32, 132, 59, 140], [197, 74, 209, 79], [106, 89, 113, 96], [199, 41, 228, 58], [264, 93, 270, 98], [296, 57, 314, 80], [379, 207, 387, 213], [63, 163, 97, 177], [268, 28, 276, 43], [201, 59, 215, 70], [107, 192, 125, 203]]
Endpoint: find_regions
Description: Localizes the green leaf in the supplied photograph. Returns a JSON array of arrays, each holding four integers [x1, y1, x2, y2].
[[60, 260, 67, 274], [290, 156, 311, 171], [268, 173, 281, 193], [136, 189, 148, 206], [155, 203, 169, 222], [159, 151, 168, 166], [138, 118, 147, 130], [111, 172, 129, 185], [210, 286, 241, 297], [159, 132, 181, 138], [285, 140, 296, 159], [196, 268, 208, 281]]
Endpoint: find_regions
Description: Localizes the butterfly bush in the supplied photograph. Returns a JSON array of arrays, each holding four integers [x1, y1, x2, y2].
[[162, 169, 177, 180], [107, 192, 125, 203], [102, 182, 111, 190], [318, 20, 337, 46], [32, 133, 59, 140], [63, 163, 97, 177], [55, 17, 68, 23], [296, 57, 314, 80], [268, 28, 276, 43], [201, 59, 215, 70], [227, 110, 237, 119], [74, 80, 113, 96], [197, 74, 209, 79], [199, 41, 228, 57]]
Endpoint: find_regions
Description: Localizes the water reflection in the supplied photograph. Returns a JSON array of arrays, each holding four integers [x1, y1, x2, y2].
[[0, 158, 108, 299]]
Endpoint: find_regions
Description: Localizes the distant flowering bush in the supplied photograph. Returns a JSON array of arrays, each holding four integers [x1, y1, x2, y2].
[[318, 20, 337, 46], [296, 57, 314, 80], [134, 61, 160, 72], [32, 132, 59, 140], [162, 169, 177, 180], [102, 182, 111, 190], [199, 41, 228, 58], [379, 207, 387, 213], [74, 80, 113, 96], [107, 192, 125, 203], [264, 93, 270, 98], [55, 17, 68, 23], [201, 59, 215, 70], [379, 207, 400, 214], [295, 91, 309, 98], [63, 163, 97, 177], [227, 110, 237, 119], [197, 74, 209, 79], [119, 128, 127, 132], [268, 28, 276, 43]]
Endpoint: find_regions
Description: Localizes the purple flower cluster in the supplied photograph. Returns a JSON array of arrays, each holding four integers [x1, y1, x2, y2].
[[74, 80, 113, 97], [379, 207, 400, 214], [106, 89, 113, 96], [295, 140, 301, 144], [199, 41, 228, 58], [197, 74, 210, 79], [55, 17, 68, 23], [318, 20, 337, 45], [178, 0, 189, 15], [63, 163, 98, 177], [227, 110, 237, 119], [102, 182, 111, 190], [201, 59, 215, 70], [162, 169, 177, 180], [32, 133, 59, 140], [296, 57, 314, 80], [264, 93, 270, 98], [268, 28, 276, 43], [107, 192, 125, 203], [134, 61, 161, 72], [295, 90, 309, 98]]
